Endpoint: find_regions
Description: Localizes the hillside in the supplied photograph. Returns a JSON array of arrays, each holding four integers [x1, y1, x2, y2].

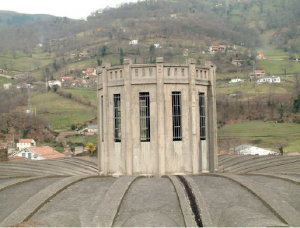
[[0, 0, 299, 153]]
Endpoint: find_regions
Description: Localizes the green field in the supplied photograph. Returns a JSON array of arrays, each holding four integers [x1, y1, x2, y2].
[[261, 60, 300, 75], [0, 56, 53, 71], [0, 77, 12, 87], [31, 92, 96, 129], [65, 88, 97, 106], [218, 121, 300, 152], [216, 80, 293, 97]]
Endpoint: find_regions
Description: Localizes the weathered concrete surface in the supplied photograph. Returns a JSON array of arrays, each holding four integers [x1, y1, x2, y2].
[[191, 175, 281, 226], [218, 206, 287, 227], [216, 173, 300, 226], [92, 176, 139, 227], [0, 177, 64, 224], [0, 176, 96, 227], [30, 177, 116, 227], [182, 176, 214, 227], [165, 175, 196, 227], [113, 177, 185, 227]]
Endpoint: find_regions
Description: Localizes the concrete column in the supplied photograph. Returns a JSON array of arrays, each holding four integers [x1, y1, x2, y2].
[[188, 58, 198, 174], [124, 59, 133, 175], [156, 57, 165, 176], [205, 61, 217, 172], [96, 67, 101, 173], [102, 62, 111, 175]]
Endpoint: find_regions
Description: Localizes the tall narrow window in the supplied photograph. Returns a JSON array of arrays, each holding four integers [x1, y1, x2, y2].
[[174, 68, 177, 76], [139, 92, 150, 141], [135, 69, 138, 77], [168, 68, 171, 76], [120, 70, 123, 78], [113, 94, 121, 142], [149, 68, 153, 76], [172, 92, 182, 141], [199, 93, 206, 140], [181, 68, 185, 76], [101, 96, 104, 142]]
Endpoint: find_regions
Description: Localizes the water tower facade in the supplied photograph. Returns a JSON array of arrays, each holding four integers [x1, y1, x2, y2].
[[97, 57, 217, 176]]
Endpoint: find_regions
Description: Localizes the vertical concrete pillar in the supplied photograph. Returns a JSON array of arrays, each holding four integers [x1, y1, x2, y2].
[[156, 57, 165, 176], [102, 62, 111, 175], [188, 58, 198, 174], [205, 61, 217, 172], [96, 67, 102, 173], [124, 59, 133, 175]]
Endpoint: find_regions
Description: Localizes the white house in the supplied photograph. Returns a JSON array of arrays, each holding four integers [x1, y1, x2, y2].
[[230, 145, 278, 155], [229, 78, 244, 83], [3, 83, 12, 90], [257, 76, 280, 84], [17, 139, 36, 151], [10, 146, 66, 160], [129, 40, 138, 45], [154, 43, 160, 48], [47, 80, 62, 88]]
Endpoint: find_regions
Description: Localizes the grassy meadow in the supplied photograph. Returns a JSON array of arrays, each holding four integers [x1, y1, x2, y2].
[[218, 121, 300, 153], [30, 92, 96, 130]]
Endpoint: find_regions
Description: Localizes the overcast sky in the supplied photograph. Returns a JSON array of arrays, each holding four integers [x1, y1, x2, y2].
[[1, 0, 139, 19]]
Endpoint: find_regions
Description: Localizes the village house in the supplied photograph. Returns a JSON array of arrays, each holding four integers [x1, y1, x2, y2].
[[47, 80, 61, 88], [10, 146, 66, 160], [16, 139, 36, 151], [3, 83, 12, 90], [209, 45, 226, 54], [229, 78, 244, 83], [86, 125, 98, 135], [256, 52, 265, 60], [231, 60, 244, 66], [257, 76, 280, 84], [60, 76, 75, 87], [86, 68, 97, 77], [249, 70, 266, 78], [129, 40, 138, 45], [170, 14, 177, 18]]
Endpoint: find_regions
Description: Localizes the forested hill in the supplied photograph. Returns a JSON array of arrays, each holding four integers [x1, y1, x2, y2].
[[0, 0, 299, 57], [0, 10, 60, 27]]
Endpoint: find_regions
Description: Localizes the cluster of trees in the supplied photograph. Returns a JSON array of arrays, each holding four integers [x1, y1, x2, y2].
[[0, 90, 53, 142], [217, 91, 300, 125]]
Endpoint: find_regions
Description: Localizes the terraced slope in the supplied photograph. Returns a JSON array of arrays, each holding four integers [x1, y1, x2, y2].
[[0, 156, 299, 227]]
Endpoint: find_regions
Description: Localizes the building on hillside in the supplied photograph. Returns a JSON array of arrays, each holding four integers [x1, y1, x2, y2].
[[96, 57, 217, 176], [154, 43, 160, 48], [60, 76, 75, 82], [3, 83, 12, 90], [86, 125, 98, 135], [170, 14, 177, 18], [229, 78, 244, 83], [249, 70, 265, 78], [230, 145, 278, 155], [74, 146, 84, 155], [256, 52, 265, 60], [257, 76, 280, 84], [209, 45, 226, 54], [129, 40, 138, 45], [47, 80, 61, 88], [17, 139, 36, 151], [10, 146, 66, 160], [231, 60, 244, 66]]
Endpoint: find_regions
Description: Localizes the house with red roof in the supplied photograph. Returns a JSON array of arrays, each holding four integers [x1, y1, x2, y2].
[[10, 146, 66, 160], [16, 139, 36, 151]]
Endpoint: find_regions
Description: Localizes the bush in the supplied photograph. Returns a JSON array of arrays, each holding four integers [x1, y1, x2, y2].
[[71, 124, 76, 130]]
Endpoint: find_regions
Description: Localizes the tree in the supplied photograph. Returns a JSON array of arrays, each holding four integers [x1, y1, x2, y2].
[[101, 45, 107, 57], [97, 58, 102, 66], [71, 124, 76, 130], [86, 142, 95, 155], [293, 95, 300, 113]]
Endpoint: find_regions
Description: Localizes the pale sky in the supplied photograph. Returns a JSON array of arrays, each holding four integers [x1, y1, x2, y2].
[[1, 0, 139, 19]]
